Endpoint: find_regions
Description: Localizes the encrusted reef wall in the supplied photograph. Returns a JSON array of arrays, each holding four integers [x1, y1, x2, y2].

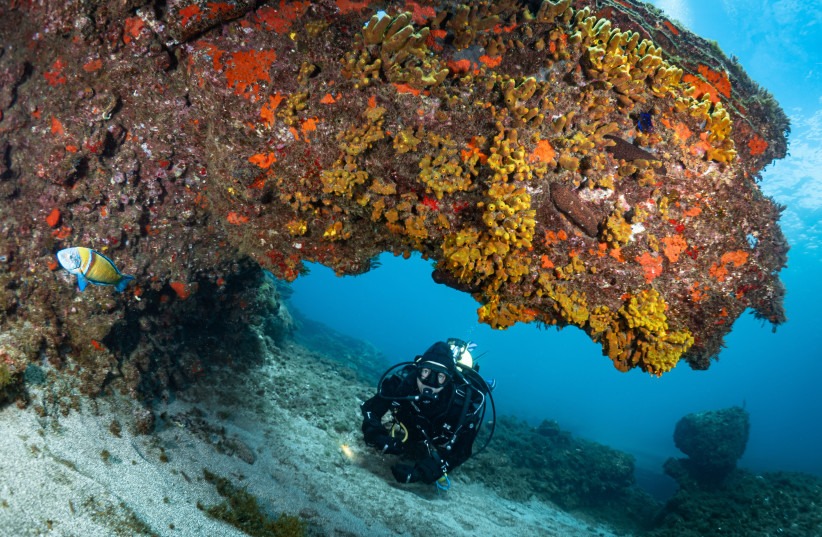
[[0, 0, 790, 398]]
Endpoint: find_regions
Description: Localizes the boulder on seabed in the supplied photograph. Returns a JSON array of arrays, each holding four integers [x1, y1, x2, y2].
[[664, 406, 750, 487]]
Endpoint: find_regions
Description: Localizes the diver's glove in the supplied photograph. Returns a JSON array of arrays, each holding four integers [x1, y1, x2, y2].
[[391, 463, 418, 483], [374, 435, 404, 455], [415, 456, 448, 484], [391, 457, 448, 484]]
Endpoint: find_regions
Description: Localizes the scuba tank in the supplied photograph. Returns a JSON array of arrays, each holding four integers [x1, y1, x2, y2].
[[446, 338, 496, 457]]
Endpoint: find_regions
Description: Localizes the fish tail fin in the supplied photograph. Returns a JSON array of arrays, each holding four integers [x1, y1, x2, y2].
[[115, 275, 136, 293]]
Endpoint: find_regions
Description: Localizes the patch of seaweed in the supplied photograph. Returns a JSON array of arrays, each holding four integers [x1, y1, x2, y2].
[[199, 469, 306, 537]]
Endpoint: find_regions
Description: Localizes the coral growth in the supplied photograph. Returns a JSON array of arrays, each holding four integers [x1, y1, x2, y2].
[[0, 0, 789, 387]]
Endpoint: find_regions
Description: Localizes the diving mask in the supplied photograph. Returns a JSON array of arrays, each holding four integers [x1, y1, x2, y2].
[[418, 367, 449, 388]]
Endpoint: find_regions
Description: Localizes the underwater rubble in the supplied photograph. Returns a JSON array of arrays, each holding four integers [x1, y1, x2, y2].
[[648, 406, 822, 537], [647, 469, 822, 537], [458, 405, 822, 536], [456, 403, 822, 536], [298, 324, 818, 536], [460, 415, 661, 532], [0, 0, 792, 405]]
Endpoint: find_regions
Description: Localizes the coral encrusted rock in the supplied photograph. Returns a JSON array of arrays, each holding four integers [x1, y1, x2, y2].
[[665, 406, 750, 486], [0, 0, 790, 393]]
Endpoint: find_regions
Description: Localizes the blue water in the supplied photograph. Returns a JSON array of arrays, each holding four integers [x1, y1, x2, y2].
[[286, 0, 822, 484], [288, 247, 822, 480]]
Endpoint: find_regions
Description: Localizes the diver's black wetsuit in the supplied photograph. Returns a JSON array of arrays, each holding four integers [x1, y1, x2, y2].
[[361, 365, 480, 483]]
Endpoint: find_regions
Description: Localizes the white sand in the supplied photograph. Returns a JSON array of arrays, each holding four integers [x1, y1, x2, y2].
[[0, 341, 627, 537]]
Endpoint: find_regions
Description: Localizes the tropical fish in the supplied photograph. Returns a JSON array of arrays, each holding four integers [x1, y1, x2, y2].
[[56, 247, 135, 292], [637, 111, 654, 133]]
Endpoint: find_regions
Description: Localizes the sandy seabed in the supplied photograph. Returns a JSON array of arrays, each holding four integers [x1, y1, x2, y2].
[[0, 341, 626, 537]]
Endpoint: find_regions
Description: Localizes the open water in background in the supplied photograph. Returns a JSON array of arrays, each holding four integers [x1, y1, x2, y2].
[[291, 0, 822, 488], [288, 250, 821, 485]]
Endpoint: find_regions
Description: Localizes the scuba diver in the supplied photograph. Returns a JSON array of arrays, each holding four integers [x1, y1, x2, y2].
[[360, 339, 495, 489]]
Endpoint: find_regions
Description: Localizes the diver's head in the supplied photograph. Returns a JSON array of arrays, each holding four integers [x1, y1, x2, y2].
[[416, 342, 457, 397], [417, 367, 448, 396]]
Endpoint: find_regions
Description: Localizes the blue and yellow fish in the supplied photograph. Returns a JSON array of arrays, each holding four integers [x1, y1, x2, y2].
[[56, 247, 135, 292]]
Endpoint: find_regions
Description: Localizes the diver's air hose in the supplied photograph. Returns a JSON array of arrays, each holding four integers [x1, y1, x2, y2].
[[375, 362, 418, 400], [375, 361, 496, 456], [455, 364, 496, 456]]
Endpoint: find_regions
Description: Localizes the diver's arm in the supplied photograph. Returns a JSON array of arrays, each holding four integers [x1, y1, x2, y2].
[[439, 426, 479, 471], [362, 372, 414, 457], [394, 424, 478, 484], [360, 393, 390, 445], [361, 374, 405, 447], [393, 438, 467, 485]]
